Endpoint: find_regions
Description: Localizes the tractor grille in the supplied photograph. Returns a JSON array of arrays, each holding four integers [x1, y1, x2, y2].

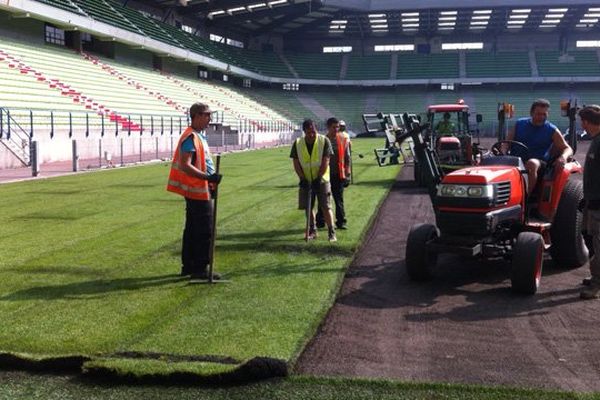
[[494, 181, 511, 205]]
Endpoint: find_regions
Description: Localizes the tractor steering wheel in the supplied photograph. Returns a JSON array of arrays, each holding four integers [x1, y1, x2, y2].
[[491, 140, 529, 158]]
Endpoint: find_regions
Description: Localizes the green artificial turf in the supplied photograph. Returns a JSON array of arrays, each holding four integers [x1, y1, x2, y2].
[[1, 372, 599, 400], [0, 138, 399, 376]]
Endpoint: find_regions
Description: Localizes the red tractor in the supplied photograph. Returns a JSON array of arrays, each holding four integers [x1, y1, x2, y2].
[[403, 101, 588, 294], [426, 101, 483, 170]]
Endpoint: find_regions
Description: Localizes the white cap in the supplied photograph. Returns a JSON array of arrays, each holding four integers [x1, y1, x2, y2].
[[339, 120, 346, 126]]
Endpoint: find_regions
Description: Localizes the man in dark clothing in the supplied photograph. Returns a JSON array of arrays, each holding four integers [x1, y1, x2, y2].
[[578, 105, 600, 299], [316, 117, 351, 230]]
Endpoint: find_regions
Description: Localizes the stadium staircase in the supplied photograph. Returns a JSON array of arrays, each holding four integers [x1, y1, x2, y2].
[[286, 53, 343, 80], [278, 52, 299, 79], [295, 93, 334, 122]]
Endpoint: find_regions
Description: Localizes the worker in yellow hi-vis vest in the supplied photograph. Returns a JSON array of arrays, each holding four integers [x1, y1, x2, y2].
[[290, 119, 337, 242]]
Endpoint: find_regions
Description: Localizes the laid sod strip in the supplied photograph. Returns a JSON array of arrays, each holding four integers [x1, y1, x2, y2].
[[0, 138, 399, 379], [1, 372, 599, 400]]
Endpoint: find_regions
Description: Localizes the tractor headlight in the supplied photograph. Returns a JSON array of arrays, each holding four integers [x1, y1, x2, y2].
[[437, 184, 493, 198], [467, 186, 484, 197]]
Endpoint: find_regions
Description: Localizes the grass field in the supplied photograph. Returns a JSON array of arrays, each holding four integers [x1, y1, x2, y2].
[[0, 138, 399, 378]]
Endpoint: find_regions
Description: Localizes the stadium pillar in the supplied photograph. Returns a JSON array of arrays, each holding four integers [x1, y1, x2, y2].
[[31, 141, 39, 177], [120, 138, 124, 166], [72, 140, 79, 172]]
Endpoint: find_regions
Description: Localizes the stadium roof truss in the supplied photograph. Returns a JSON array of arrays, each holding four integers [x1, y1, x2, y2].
[[150, 0, 600, 39]]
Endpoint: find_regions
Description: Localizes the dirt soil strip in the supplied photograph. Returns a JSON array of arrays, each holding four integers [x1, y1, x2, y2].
[[296, 153, 600, 392]]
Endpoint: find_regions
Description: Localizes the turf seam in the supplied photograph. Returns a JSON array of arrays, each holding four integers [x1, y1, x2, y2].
[[287, 165, 401, 369]]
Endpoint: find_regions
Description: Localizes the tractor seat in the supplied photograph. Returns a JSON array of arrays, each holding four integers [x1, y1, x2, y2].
[[480, 155, 525, 171], [437, 136, 461, 151]]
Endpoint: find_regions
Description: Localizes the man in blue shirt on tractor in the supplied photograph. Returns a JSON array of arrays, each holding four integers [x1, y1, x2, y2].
[[506, 99, 573, 195]]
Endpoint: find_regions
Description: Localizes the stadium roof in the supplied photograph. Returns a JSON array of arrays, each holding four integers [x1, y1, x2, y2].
[[150, 1, 600, 39]]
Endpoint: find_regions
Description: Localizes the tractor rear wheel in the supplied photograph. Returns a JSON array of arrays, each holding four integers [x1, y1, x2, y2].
[[511, 232, 544, 295], [550, 179, 588, 268], [406, 223, 439, 281]]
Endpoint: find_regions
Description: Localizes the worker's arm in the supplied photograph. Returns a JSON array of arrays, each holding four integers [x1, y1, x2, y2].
[[180, 151, 212, 180], [293, 158, 305, 181], [344, 142, 351, 177], [551, 128, 573, 167]]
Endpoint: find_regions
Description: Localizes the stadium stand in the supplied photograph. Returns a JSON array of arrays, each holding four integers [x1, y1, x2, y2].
[[108, 1, 182, 48], [345, 54, 392, 80], [225, 47, 294, 78], [397, 53, 460, 79], [0, 37, 291, 137], [466, 51, 532, 78], [242, 88, 318, 123], [71, 0, 142, 35], [286, 53, 343, 80], [536, 50, 600, 77], [36, 0, 85, 15]]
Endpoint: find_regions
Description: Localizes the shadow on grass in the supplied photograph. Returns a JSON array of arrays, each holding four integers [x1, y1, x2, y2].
[[217, 240, 354, 259], [218, 229, 303, 241], [14, 210, 101, 221], [226, 258, 343, 279], [108, 183, 158, 188], [0, 274, 184, 301], [2, 265, 114, 277], [27, 190, 82, 195]]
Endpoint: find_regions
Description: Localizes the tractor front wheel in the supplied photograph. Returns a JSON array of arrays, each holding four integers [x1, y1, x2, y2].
[[406, 223, 439, 281], [511, 232, 544, 295]]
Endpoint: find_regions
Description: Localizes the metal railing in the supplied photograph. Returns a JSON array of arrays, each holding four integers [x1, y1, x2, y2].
[[0, 107, 297, 138], [0, 107, 32, 166]]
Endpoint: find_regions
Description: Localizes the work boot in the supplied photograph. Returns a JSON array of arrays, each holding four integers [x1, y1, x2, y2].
[[328, 228, 337, 242], [305, 228, 317, 241], [336, 223, 347, 230], [180, 267, 192, 277], [580, 284, 600, 300], [582, 277, 592, 286]]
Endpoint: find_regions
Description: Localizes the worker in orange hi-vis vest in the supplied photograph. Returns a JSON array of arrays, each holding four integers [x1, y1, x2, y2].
[[167, 102, 223, 280], [316, 117, 351, 230]]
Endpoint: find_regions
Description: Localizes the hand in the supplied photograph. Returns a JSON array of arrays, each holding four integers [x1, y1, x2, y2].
[[299, 179, 309, 189], [555, 155, 567, 168], [578, 198, 587, 212], [206, 173, 223, 184], [343, 176, 351, 187], [311, 178, 321, 191]]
